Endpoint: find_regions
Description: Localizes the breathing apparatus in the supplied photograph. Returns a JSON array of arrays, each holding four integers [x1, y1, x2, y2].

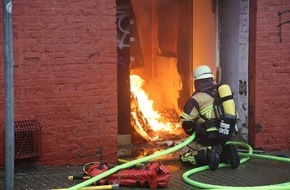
[[217, 84, 236, 116], [217, 84, 237, 142]]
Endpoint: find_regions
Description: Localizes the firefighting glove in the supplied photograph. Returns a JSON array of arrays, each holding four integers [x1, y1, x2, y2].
[[182, 121, 195, 135], [195, 124, 207, 135]]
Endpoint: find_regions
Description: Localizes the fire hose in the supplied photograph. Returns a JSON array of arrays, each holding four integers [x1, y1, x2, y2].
[[67, 133, 196, 190], [66, 133, 290, 190], [183, 141, 290, 189]]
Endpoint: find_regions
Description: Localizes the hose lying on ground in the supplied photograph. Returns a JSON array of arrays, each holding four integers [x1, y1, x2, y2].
[[67, 133, 290, 190], [182, 141, 290, 189], [67, 133, 196, 190]]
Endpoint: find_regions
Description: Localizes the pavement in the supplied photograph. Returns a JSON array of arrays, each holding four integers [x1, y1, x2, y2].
[[1, 150, 290, 190]]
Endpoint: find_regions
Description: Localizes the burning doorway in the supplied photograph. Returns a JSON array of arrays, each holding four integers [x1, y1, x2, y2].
[[115, 0, 250, 158], [116, 0, 193, 157]]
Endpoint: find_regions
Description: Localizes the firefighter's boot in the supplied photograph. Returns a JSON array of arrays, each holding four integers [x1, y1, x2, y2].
[[180, 146, 223, 170], [180, 151, 197, 166], [180, 147, 209, 166], [221, 143, 240, 169], [207, 145, 223, 171]]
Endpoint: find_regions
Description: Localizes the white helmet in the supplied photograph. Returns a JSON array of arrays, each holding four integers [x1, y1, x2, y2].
[[193, 65, 213, 80]]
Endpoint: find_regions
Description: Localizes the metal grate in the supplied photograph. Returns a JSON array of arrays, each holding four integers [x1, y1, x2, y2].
[[14, 120, 41, 159]]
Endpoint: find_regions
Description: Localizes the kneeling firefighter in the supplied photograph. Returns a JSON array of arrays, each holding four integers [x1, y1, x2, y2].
[[179, 65, 240, 171]]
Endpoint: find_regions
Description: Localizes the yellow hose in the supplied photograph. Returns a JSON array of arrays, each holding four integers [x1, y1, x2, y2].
[[52, 184, 117, 190]]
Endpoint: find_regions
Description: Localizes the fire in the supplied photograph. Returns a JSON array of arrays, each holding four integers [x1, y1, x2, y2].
[[130, 75, 181, 141]]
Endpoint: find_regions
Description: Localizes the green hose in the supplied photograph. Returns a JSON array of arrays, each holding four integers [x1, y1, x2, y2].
[[68, 133, 290, 190], [67, 133, 196, 190], [182, 141, 290, 189]]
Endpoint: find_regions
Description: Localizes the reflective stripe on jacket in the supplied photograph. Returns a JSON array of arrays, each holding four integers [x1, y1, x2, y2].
[[180, 92, 217, 133]]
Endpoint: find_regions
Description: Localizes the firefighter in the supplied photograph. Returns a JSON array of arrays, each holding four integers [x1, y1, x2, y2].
[[179, 65, 240, 171]]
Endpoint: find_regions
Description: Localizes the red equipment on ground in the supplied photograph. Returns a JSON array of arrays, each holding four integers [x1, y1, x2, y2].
[[85, 161, 171, 189]]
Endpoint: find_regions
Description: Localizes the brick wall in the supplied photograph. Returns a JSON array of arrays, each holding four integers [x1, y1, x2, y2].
[[253, 0, 290, 150], [0, 0, 118, 165]]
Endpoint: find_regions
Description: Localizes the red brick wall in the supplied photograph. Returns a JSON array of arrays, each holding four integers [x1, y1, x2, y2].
[[253, 0, 290, 150], [0, 0, 118, 166]]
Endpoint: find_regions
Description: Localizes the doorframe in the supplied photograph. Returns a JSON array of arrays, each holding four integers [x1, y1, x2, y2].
[[216, 0, 250, 143]]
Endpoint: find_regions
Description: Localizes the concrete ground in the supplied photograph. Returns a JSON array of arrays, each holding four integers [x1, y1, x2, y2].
[[0, 151, 290, 190], [1, 150, 290, 190]]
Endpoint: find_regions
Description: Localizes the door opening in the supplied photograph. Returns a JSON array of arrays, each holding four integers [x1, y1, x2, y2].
[[116, 0, 218, 158]]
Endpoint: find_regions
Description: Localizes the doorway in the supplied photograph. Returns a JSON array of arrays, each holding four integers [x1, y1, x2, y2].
[[116, 0, 193, 144], [115, 0, 241, 157]]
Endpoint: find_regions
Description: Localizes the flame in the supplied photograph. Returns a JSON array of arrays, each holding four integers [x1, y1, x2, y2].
[[130, 75, 181, 141]]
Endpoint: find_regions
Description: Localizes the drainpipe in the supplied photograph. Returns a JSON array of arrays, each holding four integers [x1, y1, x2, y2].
[[2, 0, 15, 190]]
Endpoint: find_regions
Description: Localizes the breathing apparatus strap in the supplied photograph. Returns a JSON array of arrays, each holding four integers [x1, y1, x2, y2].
[[197, 89, 222, 124], [196, 87, 237, 145], [220, 94, 234, 102], [198, 112, 209, 121]]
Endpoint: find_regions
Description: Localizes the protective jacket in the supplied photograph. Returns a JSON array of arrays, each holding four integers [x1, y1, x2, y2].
[[180, 78, 220, 146]]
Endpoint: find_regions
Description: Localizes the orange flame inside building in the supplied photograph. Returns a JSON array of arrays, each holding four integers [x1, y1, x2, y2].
[[130, 75, 182, 141]]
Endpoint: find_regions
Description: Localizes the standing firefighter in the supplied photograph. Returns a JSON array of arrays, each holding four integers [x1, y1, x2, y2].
[[179, 65, 240, 171]]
